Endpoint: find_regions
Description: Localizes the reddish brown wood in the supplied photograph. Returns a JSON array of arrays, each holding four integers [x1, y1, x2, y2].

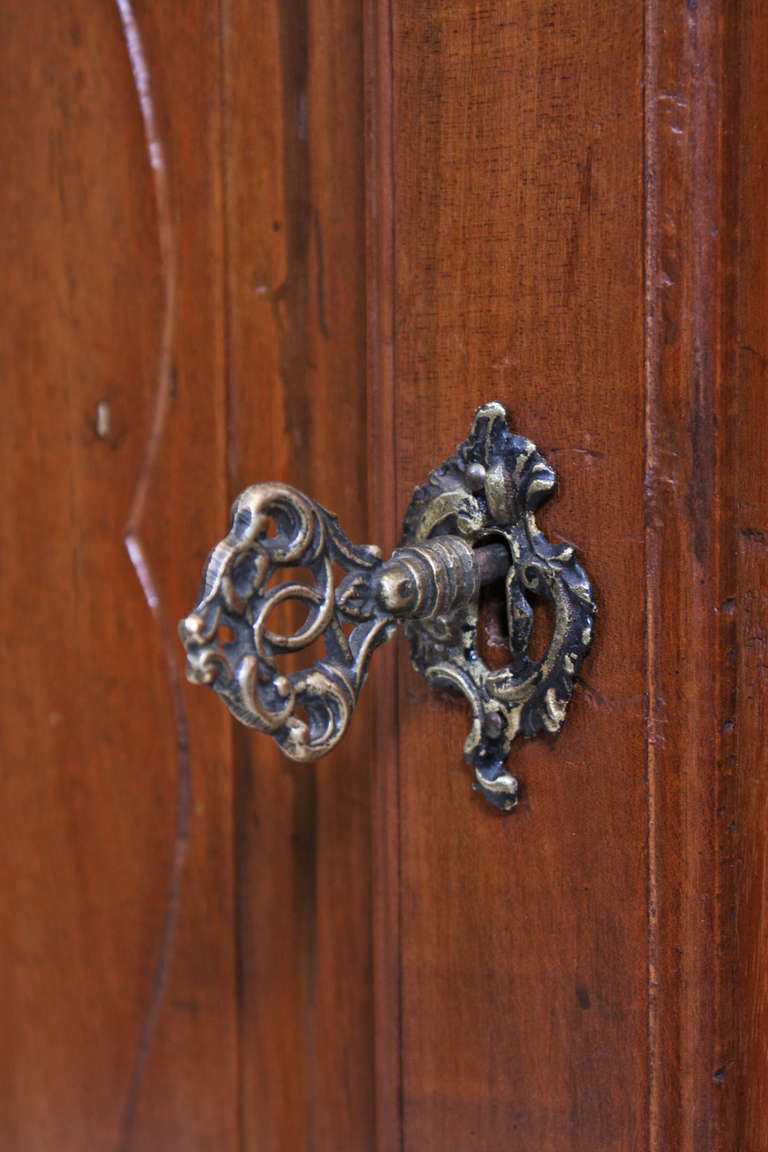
[[365, 1, 402, 1146], [371, 4, 649, 1148], [2, 2, 767, 1150], [364, 2, 766, 1150], [221, 1, 374, 1148], [721, 1, 768, 1146], [1, 1, 374, 1147], [0, 2, 238, 1149], [643, 1, 724, 1145]]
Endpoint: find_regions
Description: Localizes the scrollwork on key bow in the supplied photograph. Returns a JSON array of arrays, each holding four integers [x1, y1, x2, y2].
[[178, 483, 395, 760]]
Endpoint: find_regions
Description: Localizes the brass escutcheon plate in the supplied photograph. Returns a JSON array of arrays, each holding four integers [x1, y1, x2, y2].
[[398, 401, 596, 809]]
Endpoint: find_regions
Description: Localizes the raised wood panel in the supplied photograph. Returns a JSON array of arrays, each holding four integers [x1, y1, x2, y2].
[[365, 1, 759, 1150], [0, 2, 238, 1149], [377, 3, 648, 1148], [0, 1, 372, 1149]]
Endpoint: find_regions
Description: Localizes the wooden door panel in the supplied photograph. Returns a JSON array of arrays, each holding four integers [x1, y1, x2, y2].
[[0, 2, 238, 1149], [369, 3, 647, 1148], [0, 1, 373, 1148], [367, 0, 767, 1149], [1, 1, 766, 1150]]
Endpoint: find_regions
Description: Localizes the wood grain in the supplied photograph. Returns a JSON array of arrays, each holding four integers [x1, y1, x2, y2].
[[374, 3, 648, 1148], [221, 0, 374, 1148], [721, 1, 768, 1145], [0, 2, 238, 1149], [365, 2, 768, 1150], [643, 1, 723, 1145], [364, 0, 402, 1146], [0, 1, 374, 1148], [2, 1, 767, 1149]]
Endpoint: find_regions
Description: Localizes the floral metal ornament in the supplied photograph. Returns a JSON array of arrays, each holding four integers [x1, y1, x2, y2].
[[179, 402, 596, 810]]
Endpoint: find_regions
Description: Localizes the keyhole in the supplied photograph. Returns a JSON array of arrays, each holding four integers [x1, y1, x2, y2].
[[477, 580, 554, 669]]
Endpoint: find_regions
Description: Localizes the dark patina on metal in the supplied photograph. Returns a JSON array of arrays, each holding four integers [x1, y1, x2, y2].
[[179, 402, 596, 810]]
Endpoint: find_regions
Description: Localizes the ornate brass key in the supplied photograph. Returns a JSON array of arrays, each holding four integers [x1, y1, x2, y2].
[[179, 402, 595, 810]]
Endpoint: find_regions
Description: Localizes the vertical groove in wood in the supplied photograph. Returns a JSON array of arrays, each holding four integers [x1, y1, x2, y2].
[[215, 4, 243, 1146], [364, 0, 403, 1147], [721, 1, 768, 1145], [643, 0, 724, 1145], [641, 2, 661, 1142], [714, 9, 740, 1145]]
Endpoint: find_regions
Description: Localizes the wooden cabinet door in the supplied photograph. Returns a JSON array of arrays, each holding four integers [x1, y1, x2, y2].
[[1, 2, 765, 1150]]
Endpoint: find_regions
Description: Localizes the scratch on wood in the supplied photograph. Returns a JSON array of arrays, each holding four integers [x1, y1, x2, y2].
[[96, 400, 111, 439], [643, 0, 662, 1144], [313, 206, 329, 338]]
